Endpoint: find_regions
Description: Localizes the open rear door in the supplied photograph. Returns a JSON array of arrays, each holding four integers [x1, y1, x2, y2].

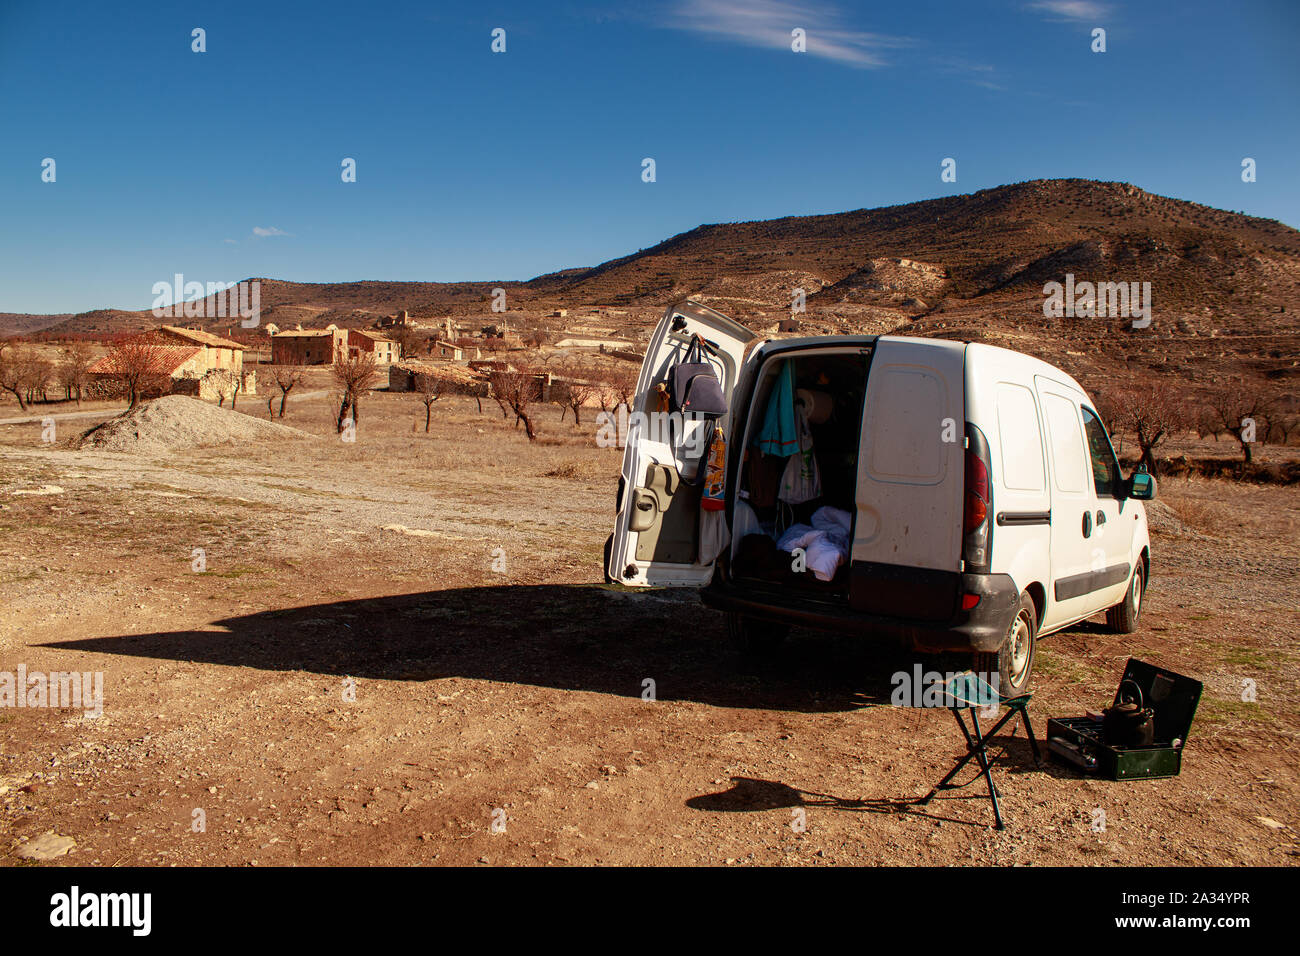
[[607, 301, 755, 586]]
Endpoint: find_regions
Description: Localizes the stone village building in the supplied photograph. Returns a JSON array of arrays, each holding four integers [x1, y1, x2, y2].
[[270, 325, 398, 365]]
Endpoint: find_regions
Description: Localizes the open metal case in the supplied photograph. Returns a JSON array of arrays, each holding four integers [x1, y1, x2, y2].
[[1047, 658, 1202, 780]]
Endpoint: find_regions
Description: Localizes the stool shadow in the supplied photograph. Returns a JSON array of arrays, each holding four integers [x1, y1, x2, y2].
[[686, 776, 993, 829]]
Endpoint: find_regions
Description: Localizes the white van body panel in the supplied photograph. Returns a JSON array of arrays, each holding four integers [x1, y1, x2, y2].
[[965, 343, 1147, 634], [964, 344, 1053, 598], [852, 337, 966, 573]]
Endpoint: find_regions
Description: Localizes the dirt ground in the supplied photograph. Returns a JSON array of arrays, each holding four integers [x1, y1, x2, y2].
[[1, 387, 1297, 867]]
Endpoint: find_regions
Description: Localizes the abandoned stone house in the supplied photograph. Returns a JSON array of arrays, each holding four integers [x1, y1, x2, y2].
[[270, 326, 347, 365], [348, 328, 399, 364], [431, 341, 466, 360], [87, 341, 256, 402], [270, 325, 398, 365], [146, 326, 248, 375], [389, 361, 481, 393]]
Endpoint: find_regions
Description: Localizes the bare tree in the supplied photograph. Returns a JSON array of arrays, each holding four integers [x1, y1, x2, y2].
[[466, 374, 489, 413], [1207, 390, 1272, 463], [595, 374, 619, 414], [415, 370, 451, 432], [389, 325, 418, 360], [553, 363, 598, 425], [489, 367, 542, 440], [610, 366, 637, 409], [1101, 385, 1188, 477], [22, 355, 53, 405], [332, 352, 379, 432], [59, 342, 95, 405], [272, 366, 305, 418], [101, 337, 175, 409], [1265, 405, 1299, 446], [0, 344, 35, 411]]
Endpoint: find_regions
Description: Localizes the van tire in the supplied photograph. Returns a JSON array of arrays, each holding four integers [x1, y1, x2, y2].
[[726, 612, 789, 654], [1106, 563, 1144, 634], [973, 592, 1037, 698]]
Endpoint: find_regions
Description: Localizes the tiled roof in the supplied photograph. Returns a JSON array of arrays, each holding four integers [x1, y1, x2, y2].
[[156, 326, 247, 350], [88, 346, 201, 375]]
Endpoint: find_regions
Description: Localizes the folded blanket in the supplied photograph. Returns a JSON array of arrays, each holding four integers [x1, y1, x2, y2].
[[775, 506, 852, 581]]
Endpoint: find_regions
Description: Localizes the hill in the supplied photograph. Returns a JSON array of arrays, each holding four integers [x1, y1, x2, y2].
[[5, 179, 1298, 394]]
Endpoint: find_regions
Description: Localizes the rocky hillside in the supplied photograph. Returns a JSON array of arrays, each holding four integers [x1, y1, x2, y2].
[[5, 179, 1298, 396]]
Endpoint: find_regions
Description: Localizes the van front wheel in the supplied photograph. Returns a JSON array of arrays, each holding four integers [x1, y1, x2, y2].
[[726, 612, 789, 654], [973, 592, 1037, 698]]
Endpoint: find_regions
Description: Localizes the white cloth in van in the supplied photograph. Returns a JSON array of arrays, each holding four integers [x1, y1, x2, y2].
[[775, 506, 852, 581]]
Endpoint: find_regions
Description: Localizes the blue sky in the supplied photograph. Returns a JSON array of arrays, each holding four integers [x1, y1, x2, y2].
[[1, 0, 1297, 314]]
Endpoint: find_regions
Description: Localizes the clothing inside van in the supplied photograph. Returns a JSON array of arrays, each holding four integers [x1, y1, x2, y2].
[[731, 351, 869, 597], [775, 506, 852, 581]]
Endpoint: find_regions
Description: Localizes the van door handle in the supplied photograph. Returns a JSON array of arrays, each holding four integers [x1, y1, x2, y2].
[[1095, 510, 1107, 527], [1082, 511, 1092, 537]]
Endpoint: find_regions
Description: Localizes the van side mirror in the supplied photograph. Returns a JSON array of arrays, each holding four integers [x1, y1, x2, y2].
[[1128, 470, 1155, 500]]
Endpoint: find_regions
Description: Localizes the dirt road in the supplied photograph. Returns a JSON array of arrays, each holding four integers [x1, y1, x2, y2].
[[2, 392, 1297, 866]]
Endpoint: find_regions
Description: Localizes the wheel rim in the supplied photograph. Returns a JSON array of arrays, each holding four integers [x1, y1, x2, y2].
[[1007, 612, 1032, 687], [1131, 570, 1143, 614]]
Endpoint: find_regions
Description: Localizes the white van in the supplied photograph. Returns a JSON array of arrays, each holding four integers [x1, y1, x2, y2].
[[606, 300, 1155, 694]]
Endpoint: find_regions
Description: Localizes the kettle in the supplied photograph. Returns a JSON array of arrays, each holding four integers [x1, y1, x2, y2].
[[1103, 679, 1155, 747]]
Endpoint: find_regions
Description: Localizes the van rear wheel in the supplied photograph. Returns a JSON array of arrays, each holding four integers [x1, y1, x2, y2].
[[1105, 563, 1144, 634], [726, 612, 789, 654], [973, 592, 1037, 698]]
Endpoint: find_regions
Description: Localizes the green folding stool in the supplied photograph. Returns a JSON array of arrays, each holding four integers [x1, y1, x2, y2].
[[918, 671, 1042, 830]]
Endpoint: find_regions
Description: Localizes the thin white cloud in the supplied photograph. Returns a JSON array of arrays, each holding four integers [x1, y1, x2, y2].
[[222, 238, 238, 245], [252, 226, 292, 237], [934, 57, 1004, 91], [664, 0, 908, 69], [1026, 1, 1110, 22]]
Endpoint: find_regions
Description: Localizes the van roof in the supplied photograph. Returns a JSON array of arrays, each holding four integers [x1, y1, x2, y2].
[[964, 340, 1092, 398], [761, 334, 877, 352], [761, 334, 1091, 399]]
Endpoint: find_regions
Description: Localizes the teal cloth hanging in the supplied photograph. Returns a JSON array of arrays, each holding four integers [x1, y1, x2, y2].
[[753, 360, 798, 457]]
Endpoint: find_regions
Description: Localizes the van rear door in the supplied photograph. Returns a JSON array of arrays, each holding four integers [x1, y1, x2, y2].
[[849, 337, 966, 619], [607, 301, 755, 586]]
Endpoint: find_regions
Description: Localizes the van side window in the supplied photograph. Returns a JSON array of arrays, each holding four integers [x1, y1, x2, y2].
[[1081, 406, 1121, 498], [1042, 393, 1088, 494], [995, 383, 1045, 492]]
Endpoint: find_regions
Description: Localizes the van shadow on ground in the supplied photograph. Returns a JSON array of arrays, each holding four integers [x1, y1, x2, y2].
[[45, 584, 926, 714]]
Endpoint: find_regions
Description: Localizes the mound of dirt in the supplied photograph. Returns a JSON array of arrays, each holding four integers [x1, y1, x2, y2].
[[76, 395, 310, 454], [1145, 500, 1204, 538]]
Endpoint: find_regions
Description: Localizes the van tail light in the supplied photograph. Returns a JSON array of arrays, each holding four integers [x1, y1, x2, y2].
[[963, 424, 992, 571], [960, 593, 981, 611]]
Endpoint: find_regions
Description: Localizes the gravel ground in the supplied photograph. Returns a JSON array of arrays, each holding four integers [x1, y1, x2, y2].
[[1, 392, 1297, 866]]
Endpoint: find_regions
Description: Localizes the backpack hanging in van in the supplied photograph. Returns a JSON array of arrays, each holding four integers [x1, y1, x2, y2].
[[670, 335, 729, 416]]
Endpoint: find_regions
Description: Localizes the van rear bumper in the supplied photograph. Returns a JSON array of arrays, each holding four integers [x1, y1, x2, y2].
[[701, 571, 1020, 653]]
